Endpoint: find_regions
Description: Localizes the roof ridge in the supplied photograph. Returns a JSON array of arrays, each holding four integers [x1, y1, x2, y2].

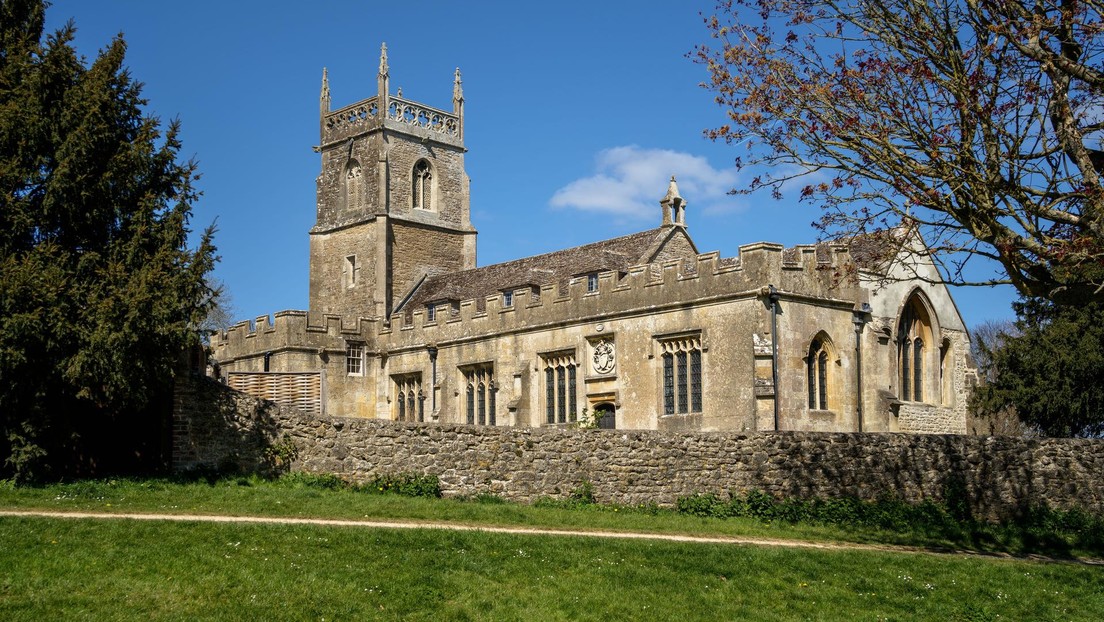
[[442, 226, 666, 277]]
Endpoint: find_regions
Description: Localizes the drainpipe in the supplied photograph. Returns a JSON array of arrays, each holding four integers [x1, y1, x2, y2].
[[427, 345, 438, 413], [852, 304, 871, 432], [768, 285, 781, 431]]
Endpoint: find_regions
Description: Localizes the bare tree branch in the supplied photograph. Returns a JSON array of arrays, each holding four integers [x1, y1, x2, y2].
[[697, 0, 1104, 304]]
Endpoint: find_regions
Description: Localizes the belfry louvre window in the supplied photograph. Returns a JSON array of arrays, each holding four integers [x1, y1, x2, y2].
[[462, 364, 496, 425], [542, 351, 578, 424], [345, 160, 363, 211], [393, 373, 424, 422], [412, 160, 432, 210], [659, 335, 702, 415], [346, 342, 364, 376]]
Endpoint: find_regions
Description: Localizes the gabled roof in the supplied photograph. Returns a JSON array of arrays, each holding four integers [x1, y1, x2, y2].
[[400, 227, 686, 312]]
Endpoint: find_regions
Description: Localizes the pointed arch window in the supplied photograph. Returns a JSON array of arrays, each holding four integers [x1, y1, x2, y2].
[[897, 295, 933, 403], [412, 159, 433, 211], [807, 336, 832, 410]]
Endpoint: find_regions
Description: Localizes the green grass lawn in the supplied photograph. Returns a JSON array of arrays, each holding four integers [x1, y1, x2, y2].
[[2, 516, 1100, 621], [1, 478, 1102, 620]]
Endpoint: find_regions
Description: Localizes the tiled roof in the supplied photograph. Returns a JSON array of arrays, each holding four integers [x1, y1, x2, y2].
[[401, 227, 672, 311]]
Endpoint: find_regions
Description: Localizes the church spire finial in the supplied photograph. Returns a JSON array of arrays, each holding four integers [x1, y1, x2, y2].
[[453, 67, 464, 102], [452, 67, 465, 140], [320, 67, 330, 114], [377, 43, 390, 104]]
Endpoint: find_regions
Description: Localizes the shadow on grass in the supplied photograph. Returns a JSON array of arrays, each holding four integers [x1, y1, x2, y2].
[[674, 487, 1104, 560]]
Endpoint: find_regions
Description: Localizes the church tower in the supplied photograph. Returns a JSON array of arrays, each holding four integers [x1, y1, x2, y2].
[[309, 44, 477, 320]]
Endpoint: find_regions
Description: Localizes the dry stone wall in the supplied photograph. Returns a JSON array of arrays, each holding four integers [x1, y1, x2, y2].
[[174, 377, 1104, 521]]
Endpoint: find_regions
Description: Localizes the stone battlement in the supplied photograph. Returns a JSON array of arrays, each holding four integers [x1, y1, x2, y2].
[[213, 240, 857, 365]]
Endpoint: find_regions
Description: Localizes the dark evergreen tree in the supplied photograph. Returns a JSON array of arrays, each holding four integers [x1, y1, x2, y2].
[[0, 0, 217, 479], [971, 299, 1104, 438]]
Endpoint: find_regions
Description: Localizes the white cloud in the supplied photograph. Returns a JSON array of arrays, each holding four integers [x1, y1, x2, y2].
[[549, 146, 742, 221]]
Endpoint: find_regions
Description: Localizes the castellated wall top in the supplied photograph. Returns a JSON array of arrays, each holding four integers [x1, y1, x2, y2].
[[381, 241, 861, 351], [213, 240, 861, 363], [213, 310, 379, 364], [322, 95, 462, 148]]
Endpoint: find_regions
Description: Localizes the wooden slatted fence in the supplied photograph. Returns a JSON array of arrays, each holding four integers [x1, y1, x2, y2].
[[228, 372, 323, 416]]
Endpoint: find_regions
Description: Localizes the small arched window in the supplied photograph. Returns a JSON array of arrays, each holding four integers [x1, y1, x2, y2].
[[412, 159, 433, 211], [897, 294, 933, 402], [807, 336, 832, 410]]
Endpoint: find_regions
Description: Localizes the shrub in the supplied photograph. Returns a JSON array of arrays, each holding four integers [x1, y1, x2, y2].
[[361, 473, 441, 498]]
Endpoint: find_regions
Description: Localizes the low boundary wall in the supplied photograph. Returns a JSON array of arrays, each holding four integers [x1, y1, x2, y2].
[[174, 377, 1104, 521]]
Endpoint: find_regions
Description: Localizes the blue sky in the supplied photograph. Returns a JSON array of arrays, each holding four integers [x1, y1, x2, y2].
[[47, 1, 1018, 328]]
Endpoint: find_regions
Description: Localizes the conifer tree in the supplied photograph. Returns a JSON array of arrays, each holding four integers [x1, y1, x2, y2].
[[971, 299, 1104, 438], [0, 0, 217, 479]]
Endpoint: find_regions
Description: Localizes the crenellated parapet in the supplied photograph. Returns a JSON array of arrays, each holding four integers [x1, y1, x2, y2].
[[212, 310, 379, 364], [379, 242, 862, 351]]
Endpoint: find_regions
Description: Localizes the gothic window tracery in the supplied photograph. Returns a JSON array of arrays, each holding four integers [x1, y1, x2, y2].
[[462, 364, 496, 425], [897, 294, 933, 403], [393, 373, 424, 422], [658, 334, 702, 415], [542, 352, 578, 424]]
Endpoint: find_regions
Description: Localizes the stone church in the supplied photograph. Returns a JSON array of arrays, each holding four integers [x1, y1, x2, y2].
[[212, 46, 974, 435]]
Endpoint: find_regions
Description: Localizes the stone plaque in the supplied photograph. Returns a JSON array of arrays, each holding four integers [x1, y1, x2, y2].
[[592, 339, 616, 374]]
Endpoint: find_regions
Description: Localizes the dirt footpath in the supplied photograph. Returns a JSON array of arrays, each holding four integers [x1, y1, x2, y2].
[[1, 509, 1098, 566]]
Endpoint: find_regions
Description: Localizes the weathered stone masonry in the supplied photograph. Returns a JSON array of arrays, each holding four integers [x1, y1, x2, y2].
[[175, 376, 1104, 521]]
